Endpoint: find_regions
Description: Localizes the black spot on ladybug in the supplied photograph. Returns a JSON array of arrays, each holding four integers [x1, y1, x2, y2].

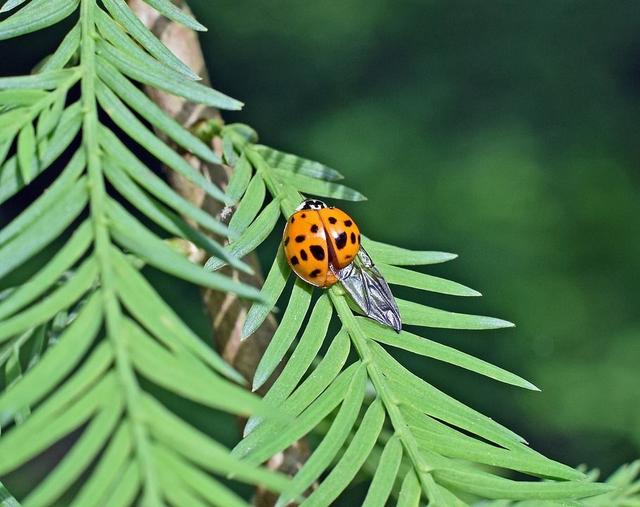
[[309, 269, 321, 278], [301, 213, 306, 218], [350, 232, 356, 244], [309, 245, 325, 261], [310, 224, 319, 233], [358, 234, 361, 244], [328, 217, 337, 224], [344, 220, 353, 227], [284, 236, 290, 246], [335, 232, 347, 250], [295, 235, 306, 243], [290, 256, 299, 265], [290, 216, 295, 223], [345, 254, 352, 259], [300, 249, 308, 261]]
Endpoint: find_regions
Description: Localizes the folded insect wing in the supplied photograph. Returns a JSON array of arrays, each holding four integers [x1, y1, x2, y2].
[[337, 248, 402, 332]]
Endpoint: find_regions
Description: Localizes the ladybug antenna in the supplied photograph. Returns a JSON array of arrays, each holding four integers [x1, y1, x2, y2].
[[297, 199, 328, 211]]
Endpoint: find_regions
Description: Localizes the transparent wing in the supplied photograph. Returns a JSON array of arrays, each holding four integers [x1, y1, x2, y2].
[[336, 247, 402, 332]]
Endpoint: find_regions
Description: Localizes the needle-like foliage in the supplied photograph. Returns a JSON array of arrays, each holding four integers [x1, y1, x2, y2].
[[0, 1, 287, 505], [214, 126, 618, 506], [0, 1, 636, 506]]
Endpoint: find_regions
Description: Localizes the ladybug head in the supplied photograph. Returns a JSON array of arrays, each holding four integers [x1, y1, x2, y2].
[[297, 199, 328, 211]]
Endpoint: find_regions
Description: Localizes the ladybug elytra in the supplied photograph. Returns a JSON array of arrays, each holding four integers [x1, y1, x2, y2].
[[283, 199, 360, 288], [283, 199, 402, 332]]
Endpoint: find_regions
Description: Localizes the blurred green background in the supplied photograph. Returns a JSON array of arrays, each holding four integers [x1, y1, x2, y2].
[[193, 0, 640, 474], [1, 0, 639, 498]]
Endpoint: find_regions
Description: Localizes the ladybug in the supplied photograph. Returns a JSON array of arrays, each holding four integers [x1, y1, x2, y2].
[[283, 199, 401, 332]]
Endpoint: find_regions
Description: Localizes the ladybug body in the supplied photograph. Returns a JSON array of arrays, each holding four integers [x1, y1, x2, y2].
[[283, 199, 402, 332], [283, 200, 360, 288]]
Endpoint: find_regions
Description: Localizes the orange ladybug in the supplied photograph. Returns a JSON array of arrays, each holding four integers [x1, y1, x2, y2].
[[283, 199, 401, 332]]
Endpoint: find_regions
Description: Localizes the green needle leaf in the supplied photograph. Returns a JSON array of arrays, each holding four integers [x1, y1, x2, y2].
[[97, 62, 220, 164], [276, 364, 367, 507], [71, 425, 133, 507], [141, 0, 207, 31], [0, 481, 20, 507], [279, 329, 351, 420], [0, 373, 116, 474], [226, 153, 253, 203], [396, 471, 421, 507], [378, 263, 481, 297], [142, 394, 289, 492], [40, 23, 81, 72], [234, 364, 358, 465], [0, 89, 47, 107], [110, 247, 244, 383], [433, 469, 613, 500], [107, 199, 260, 300], [96, 43, 242, 110], [398, 298, 515, 330], [252, 279, 313, 391], [23, 396, 123, 507], [300, 398, 385, 507], [255, 145, 343, 181], [1, 102, 82, 206], [274, 170, 366, 201], [242, 246, 291, 340], [372, 344, 528, 449], [0, 258, 98, 344], [362, 237, 458, 266], [360, 318, 537, 390], [228, 174, 266, 240], [155, 448, 250, 507], [99, 128, 232, 238], [362, 435, 403, 507], [206, 198, 282, 272], [0, 0, 29, 13], [0, 178, 88, 280], [2, 137, 82, 235], [0, 291, 102, 415], [96, 83, 228, 203], [17, 122, 36, 184], [101, 0, 199, 80], [124, 318, 262, 415], [0, 69, 77, 90], [101, 461, 140, 507], [103, 160, 244, 272], [0, 0, 78, 41]]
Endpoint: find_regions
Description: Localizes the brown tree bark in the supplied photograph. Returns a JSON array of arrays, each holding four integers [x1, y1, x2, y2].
[[127, 1, 309, 504]]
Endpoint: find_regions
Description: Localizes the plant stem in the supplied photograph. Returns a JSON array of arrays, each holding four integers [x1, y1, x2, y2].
[[79, 1, 160, 504]]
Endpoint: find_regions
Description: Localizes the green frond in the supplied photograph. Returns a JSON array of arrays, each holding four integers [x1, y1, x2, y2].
[[216, 121, 617, 506], [1, 1, 632, 505], [0, 2, 287, 504]]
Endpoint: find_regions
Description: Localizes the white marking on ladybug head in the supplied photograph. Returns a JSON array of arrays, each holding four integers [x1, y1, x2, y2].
[[296, 199, 328, 211]]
